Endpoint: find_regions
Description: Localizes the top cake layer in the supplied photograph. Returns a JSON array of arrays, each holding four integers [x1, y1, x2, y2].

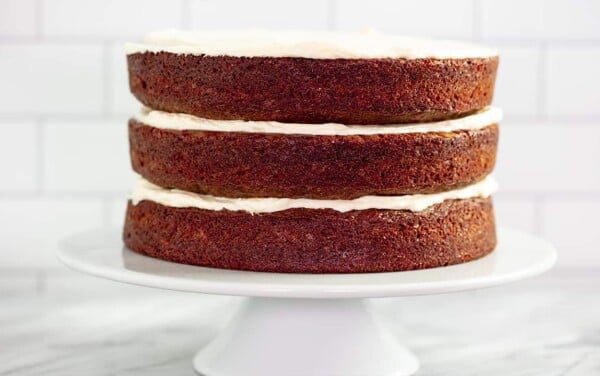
[[126, 29, 498, 59], [126, 30, 499, 124]]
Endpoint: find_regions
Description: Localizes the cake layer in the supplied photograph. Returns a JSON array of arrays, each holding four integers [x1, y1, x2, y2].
[[123, 197, 496, 273], [127, 32, 498, 124], [129, 118, 499, 199]]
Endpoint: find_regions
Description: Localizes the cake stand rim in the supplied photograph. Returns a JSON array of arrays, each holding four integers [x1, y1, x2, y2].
[[57, 227, 557, 299]]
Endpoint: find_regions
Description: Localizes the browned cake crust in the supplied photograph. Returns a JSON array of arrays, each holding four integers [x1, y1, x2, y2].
[[129, 121, 498, 199], [123, 197, 496, 273], [127, 53, 498, 124]]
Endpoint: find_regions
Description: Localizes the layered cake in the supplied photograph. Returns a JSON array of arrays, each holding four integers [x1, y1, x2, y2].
[[123, 30, 500, 273]]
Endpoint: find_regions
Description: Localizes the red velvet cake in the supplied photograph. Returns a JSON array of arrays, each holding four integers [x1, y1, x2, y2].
[[122, 30, 501, 273]]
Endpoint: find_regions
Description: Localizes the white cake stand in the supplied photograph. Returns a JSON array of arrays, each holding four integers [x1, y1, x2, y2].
[[58, 227, 556, 376]]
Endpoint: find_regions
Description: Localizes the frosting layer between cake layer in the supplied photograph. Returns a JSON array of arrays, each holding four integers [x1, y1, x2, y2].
[[135, 107, 502, 136], [131, 176, 498, 214]]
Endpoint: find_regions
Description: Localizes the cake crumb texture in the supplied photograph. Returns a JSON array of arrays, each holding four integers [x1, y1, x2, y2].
[[128, 53, 498, 124], [129, 121, 498, 199], [123, 197, 496, 273]]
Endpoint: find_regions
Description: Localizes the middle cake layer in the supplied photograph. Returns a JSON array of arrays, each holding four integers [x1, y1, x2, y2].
[[129, 108, 500, 199]]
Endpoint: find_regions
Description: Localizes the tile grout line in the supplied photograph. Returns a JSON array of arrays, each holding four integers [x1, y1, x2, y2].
[[35, 269, 47, 295], [182, 0, 192, 29], [0, 191, 128, 200], [0, 189, 599, 201], [1, 36, 599, 46], [478, 38, 600, 46], [101, 197, 114, 228], [34, 0, 43, 40], [4, 113, 600, 123], [537, 42, 548, 120], [472, 0, 482, 41], [34, 117, 45, 194], [493, 192, 600, 200], [327, 0, 337, 31], [533, 196, 545, 236], [0, 113, 128, 121], [102, 42, 111, 115]]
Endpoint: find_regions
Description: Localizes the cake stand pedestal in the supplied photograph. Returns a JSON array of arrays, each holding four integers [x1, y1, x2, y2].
[[58, 228, 556, 376]]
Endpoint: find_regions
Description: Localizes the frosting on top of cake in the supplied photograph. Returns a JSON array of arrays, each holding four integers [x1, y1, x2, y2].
[[125, 29, 498, 59], [131, 176, 498, 214], [135, 107, 501, 136]]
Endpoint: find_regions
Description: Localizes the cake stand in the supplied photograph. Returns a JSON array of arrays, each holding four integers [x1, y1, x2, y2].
[[58, 227, 556, 376]]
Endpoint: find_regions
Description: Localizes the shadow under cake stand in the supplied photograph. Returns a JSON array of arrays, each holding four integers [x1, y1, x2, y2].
[[58, 227, 556, 376]]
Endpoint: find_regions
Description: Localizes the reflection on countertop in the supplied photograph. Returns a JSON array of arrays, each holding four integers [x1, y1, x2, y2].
[[0, 268, 598, 375]]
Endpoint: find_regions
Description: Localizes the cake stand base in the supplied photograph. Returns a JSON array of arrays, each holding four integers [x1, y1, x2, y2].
[[193, 298, 418, 376], [58, 227, 556, 376]]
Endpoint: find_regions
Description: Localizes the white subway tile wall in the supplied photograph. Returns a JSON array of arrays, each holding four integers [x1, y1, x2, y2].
[[108, 42, 139, 115], [0, 44, 104, 114], [42, 120, 132, 192], [189, 0, 330, 30], [0, 122, 37, 191], [0, 0, 598, 268], [492, 46, 541, 117], [541, 200, 600, 268], [335, 0, 475, 38], [481, 0, 600, 40], [42, 0, 186, 38], [491, 196, 537, 234], [0, 0, 36, 37], [546, 47, 600, 116], [496, 123, 600, 193], [0, 198, 105, 268]]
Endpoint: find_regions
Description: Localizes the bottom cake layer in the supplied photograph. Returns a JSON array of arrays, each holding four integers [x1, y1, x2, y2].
[[123, 197, 496, 273]]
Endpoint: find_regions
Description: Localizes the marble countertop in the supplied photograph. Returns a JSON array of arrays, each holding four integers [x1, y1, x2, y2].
[[1, 268, 598, 375]]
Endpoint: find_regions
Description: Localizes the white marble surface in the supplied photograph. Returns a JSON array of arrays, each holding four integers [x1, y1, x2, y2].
[[0, 268, 599, 375]]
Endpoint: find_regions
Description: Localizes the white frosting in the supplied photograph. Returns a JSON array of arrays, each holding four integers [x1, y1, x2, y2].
[[131, 176, 498, 214], [125, 30, 498, 59], [135, 107, 501, 136]]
